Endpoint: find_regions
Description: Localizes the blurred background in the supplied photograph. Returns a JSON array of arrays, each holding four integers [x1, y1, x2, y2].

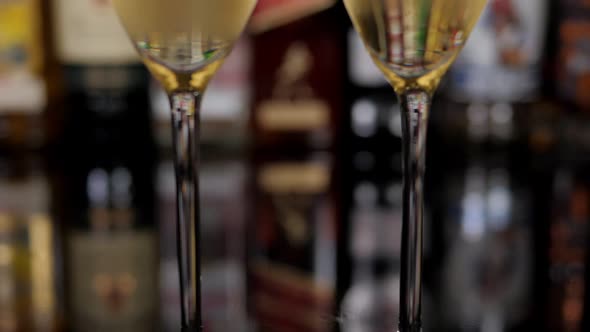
[[0, 0, 590, 331]]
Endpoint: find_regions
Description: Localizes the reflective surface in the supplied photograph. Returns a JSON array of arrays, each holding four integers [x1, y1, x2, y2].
[[1, 110, 589, 332]]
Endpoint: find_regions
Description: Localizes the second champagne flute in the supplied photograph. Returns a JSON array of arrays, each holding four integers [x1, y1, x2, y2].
[[112, 0, 258, 329], [343, 0, 487, 331]]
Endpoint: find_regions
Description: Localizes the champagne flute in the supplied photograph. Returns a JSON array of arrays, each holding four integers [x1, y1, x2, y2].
[[343, 0, 487, 330], [112, 0, 257, 329]]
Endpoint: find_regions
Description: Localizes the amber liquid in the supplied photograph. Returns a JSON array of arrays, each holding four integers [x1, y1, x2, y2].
[[113, 0, 256, 93], [344, 0, 487, 93]]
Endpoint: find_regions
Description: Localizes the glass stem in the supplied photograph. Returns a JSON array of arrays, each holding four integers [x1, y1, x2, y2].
[[170, 91, 202, 331], [398, 89, 430, 332]]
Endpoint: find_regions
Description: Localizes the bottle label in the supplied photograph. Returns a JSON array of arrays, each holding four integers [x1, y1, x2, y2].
[[68, 231, 158, 331], [254, 158, 335, 269], [0, 175, 48, 215], [0, 0, 46, 112], [258, 162, 330, 194], [448, 0, 548, 102], [0, 172, 55, 328], [250, 158, 336, 331], [257, 100, 330, 131], [0, 213, 57, 330], [53, 0, 138, 64], [250, 0, 336, 33], [254, 42, 333, 133]]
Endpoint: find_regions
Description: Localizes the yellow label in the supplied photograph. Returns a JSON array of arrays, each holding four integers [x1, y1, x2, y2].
[[0, 0, 42, 74], [259, 162, 330, 193], [257, 99, 329, 131], [29, 214, 56, 328], [257, 42, 330, 131], [0, 212, 56, 329]]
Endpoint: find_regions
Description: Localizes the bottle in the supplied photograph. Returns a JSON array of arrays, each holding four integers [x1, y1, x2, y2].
[[247, 3, 344, 328], [55, 124, 159, 331], [0, 154, 59, 331], [248, 151, 337, 331], [441, 0, 550, 150], [554, 0, 590, 111], [50, 1, 159, 329], [249, 0, 345, 150], [0, 0, 47, 150], [544, 160, 590, 332], [52, 0, 153, 154], [431, 147, 534, 330], [61, 160, 159, 331], [448, 0, 549, 101]]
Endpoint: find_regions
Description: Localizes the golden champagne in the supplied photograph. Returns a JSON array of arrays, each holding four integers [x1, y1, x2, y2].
[[113, 0, 256, 93], [344, 0, 487, 93]]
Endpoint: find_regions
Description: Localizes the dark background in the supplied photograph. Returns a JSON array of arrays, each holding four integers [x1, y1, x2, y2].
[[0, 0, 589, 331]]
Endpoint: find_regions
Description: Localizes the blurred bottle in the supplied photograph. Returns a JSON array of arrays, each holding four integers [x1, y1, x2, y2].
[[51, 0, 153, 154], [247, 152, 337, 332], [545, 0, 590, 172], [441, 0, 550, 149], [150, 38, 253, 153], [431, 150, 533, 331], [554, 0, 590, 111], [249, 0, 345, 150], [0, 154, 59, 331], [247, 3, 344, 329], [0, 0, 47, 151], [545, 162, 590, 332], [54, 140, 159, 331], [49, 6, 160, 323], [448, 0, 549, 101]]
